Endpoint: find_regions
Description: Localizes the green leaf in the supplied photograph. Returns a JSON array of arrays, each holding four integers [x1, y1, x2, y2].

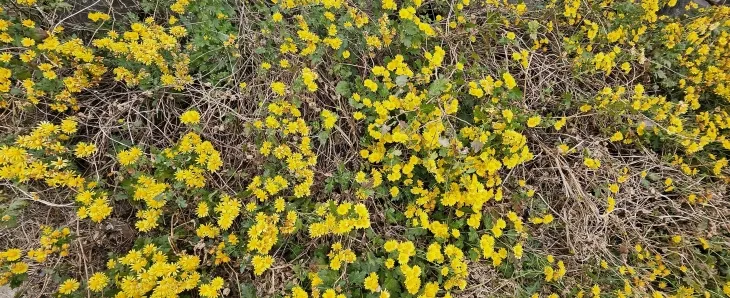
[[428, 78, 448, 98], [395, 75, 409, 87], [468, 248, 480, 261], [350, 269, 367, 285], [335, 81, 351, 97], [421, 104, 436, 115], [318, 130, 330, 143], [175, 197, 188, 208], [239, 283, 257, 298]]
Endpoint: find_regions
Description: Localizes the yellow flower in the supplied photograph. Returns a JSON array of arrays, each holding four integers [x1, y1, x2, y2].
[[321, 110, 338, 130], [592, 285, 601, 297], [698, 237, 710, 250], [584, 157, 601, 169], [9, 262, 28, 274], [274, 198, 285, 212], [606, 196, 616, 214], [502, 109, 514, 123], [58, 278, 80, 294], [382, 0, 397, 10], [199, 277, 224, 298], [301, 67, 318, 91], [0, 53, 12, 63], [16, 0, 37, 5], [426, 242, 444, 263], [610, 131, 624, 142], [252, 254, 274, 275], [491, 218, 507, 237], [22, 19, 36, 28], [542, 214, 554, 224], [513, 243, 523, 259], [215, 194, 241, 230], [557, 143, 571, 154], [271, 81, 287, 96], [197, 202, 209, 218], [88, 12, 111, 22], [608, 183, 619, 194], [401, 264, 421, 294], [4, 248, 22, 261], [384, 240, 398, 252], [389, 186, 399, 197], [502, 72, 517, 89], [364, 79, 378, 92], [364, 272, 380, 292], [291, 287, 308, 298], [87, 199, 113, 222], [527, 116, 542, 127], [621, 62, 631, 73], [74, 142, 97, 158], [544, 265, 554, 281], [87, 272, 109, 292], [118, 147, 143, 166], [180, 110, 201, 125], [21, 38, 35, 47]]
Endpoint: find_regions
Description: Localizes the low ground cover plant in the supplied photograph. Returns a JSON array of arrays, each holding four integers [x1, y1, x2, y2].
[[1, 0, 730, 297]]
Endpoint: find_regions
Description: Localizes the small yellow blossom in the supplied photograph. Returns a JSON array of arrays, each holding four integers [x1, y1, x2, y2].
[[180, 110, 201, 125]]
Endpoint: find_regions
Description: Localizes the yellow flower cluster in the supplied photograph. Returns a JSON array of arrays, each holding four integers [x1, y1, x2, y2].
[[171, 132, 223, 187], [130, 175, 168, 232], [0, 248, 29, 286], [107, 244, 202, 297], [72, 142, 95, 157], [250, 100, 316, 200], [424, 242, 468, 290], [114, 130, 224, 233], [301, 67, 318, 92], [238, 2, 554, 296], [398, 6, 436, 37], [0, 119, 113, 222], [380, 239, 464, 296], [250, 254, 273, 276], [543, 256, 567, 282], [0, 13, 106, 111], [117, 146, 143, 166], [214, 194, 241, 230], [327, 242, 356, 270], [93, 19, 192, 90], [321, 109, 338, 130], [27, 226, 72, 263], [592, 82, 730, 180], [308, 201, 370, 238], [229, 210, 282, 275], [0, 225, 76, 287]]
